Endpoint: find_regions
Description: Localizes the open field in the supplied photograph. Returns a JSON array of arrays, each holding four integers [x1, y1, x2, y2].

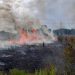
[[0, 36, 74, 75]]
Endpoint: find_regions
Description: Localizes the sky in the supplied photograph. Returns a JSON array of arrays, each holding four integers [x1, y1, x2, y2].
[[42, 0, 75, 29], [12, 0, 75, 29], [1, 0, 75, 30]]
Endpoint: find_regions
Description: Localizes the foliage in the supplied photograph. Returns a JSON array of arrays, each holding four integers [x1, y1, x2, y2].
[[64, 36, 75, 75], [0, 65, 56, 75]]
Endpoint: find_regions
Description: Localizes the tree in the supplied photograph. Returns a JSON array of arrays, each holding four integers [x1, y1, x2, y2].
[[64, 36, 75, 75]]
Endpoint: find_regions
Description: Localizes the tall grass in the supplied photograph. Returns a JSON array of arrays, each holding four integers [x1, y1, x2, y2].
[[0, 65, 56, 75]]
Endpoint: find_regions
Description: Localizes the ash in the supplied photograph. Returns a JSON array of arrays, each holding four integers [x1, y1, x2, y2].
[[0, 42, 64, 73]]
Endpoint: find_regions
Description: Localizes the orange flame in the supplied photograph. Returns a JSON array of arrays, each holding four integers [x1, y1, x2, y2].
[[9, 28, 41, 45]]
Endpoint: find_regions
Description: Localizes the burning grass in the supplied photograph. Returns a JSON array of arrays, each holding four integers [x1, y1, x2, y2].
[[9, 28, 55, 45]]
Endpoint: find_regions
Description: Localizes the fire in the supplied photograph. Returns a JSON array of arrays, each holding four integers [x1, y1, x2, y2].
[[17, 28, 29, 44], [9, 28, 41, 45], [9, 24, 57, 45]]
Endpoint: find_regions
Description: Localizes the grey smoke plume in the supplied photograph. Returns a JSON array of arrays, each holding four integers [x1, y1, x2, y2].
[[11, 0, 46, 29], [0, 0, 75, 30], [0, 0, 46, 32], [0, 0, 56, 47], [0, 0, 17, 33]]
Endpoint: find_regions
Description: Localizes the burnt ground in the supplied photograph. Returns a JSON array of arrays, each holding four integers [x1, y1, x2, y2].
[[0, 42, 65, 73]]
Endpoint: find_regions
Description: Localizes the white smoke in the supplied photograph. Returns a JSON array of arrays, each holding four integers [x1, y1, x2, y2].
[[0, 0, 56, 48], [11, 0, 39, 18], [0, 0, 45, 32], [10, 0, 46, 29], [1, 0, 75, 30]]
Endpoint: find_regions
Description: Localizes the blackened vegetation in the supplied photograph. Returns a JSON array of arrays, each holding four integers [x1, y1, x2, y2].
[[0, 42, 64, 74]]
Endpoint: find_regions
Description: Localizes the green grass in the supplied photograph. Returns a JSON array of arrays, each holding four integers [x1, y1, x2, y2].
[[0, 65, 56, 75]]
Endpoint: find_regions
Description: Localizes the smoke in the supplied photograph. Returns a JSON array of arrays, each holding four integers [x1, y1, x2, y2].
[[1, 0, 75, 30], [0, 0, 57, 47], [11, 0, 45, 29], [0, 0, 47, 32], [0, 0, 17, 33]]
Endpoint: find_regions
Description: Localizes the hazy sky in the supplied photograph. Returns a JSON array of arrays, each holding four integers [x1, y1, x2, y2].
[[43, 0, 75, 29], [1, 0, 75, 30], [12, 0, 75, 29]]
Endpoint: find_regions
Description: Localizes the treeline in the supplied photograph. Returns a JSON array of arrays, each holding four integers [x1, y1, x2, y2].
[[53, 29, 75, 36], [58, 36, 75, 75]]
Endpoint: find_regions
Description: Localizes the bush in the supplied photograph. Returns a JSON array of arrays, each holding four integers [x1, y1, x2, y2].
[[0, 65, 56, 75], [64, 36, 75, 75]]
